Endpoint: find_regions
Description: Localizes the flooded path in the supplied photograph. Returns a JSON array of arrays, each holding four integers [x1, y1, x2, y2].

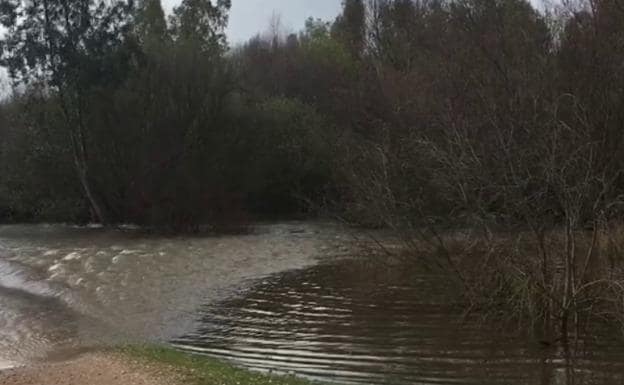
[[0, 223, 351, 364], [1, 223, 624, 384]]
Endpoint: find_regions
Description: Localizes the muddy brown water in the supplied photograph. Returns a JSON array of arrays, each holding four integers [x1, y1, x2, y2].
[[173, 260, 624, 385], [1, 223, 624, 384]]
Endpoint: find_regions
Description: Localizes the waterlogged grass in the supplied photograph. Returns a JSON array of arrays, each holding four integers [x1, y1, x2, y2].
[[121, 345, 323, 385]]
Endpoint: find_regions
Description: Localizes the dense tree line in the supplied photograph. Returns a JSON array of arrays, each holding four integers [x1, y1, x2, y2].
[[2, 0, 624, 335], [0, 0, 332, 228]]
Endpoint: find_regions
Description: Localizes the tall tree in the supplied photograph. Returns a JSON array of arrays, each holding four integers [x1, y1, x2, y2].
[[136, 0, 168, 48], [170, 0, 231, 52], [332, 0, 366, 58], [0, 0, 133, 223]]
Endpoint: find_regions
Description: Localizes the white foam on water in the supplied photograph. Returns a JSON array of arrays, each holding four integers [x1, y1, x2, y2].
[[62, 252, 81, 261], [0, 359, 18, 370], [117, 224, 140, 230], [0, 260, 59, 298], [83, 258, 96, 273], [48, 263, 62, 272]]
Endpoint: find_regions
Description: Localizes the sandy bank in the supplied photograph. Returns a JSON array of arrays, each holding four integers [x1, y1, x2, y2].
[[0, 353, 181, 385]]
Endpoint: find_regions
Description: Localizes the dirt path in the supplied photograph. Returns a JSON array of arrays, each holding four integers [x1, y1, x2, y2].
[[0, 353, 182, 385]]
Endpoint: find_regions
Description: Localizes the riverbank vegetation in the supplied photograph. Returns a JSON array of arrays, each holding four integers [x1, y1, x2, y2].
[[2, 0, 624, 341], [121, 345, 320, 385]]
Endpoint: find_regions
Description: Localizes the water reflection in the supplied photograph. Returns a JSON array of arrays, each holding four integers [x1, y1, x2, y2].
[[175, 259, 624, 385]]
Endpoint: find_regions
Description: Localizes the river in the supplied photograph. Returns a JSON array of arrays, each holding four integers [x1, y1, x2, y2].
[[0, 223, 623, 384]]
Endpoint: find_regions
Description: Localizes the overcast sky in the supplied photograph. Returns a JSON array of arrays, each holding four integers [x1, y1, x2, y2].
[[161, 0, 343, 44]]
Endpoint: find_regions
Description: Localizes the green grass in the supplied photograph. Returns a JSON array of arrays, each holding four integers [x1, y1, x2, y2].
[[120, 345, 323, 385]]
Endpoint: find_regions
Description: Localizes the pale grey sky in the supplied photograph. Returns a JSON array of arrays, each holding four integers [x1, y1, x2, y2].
[[162, 0, 343, 44]]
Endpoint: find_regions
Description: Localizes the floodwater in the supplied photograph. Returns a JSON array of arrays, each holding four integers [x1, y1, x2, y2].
[[173, 260, 624, 385], [1, 223, 624, 384], [0, 222, 351, 363]]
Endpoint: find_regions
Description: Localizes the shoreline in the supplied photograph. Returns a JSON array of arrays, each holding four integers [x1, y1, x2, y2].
[[0, 352, 182, 385], [0, 347, 321, 385]]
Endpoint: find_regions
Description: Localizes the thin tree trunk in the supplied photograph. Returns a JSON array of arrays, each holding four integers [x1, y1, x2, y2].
[[77, 165, 107, 224], [63, 95, 108, 225], [69, 127, 108, 224]]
